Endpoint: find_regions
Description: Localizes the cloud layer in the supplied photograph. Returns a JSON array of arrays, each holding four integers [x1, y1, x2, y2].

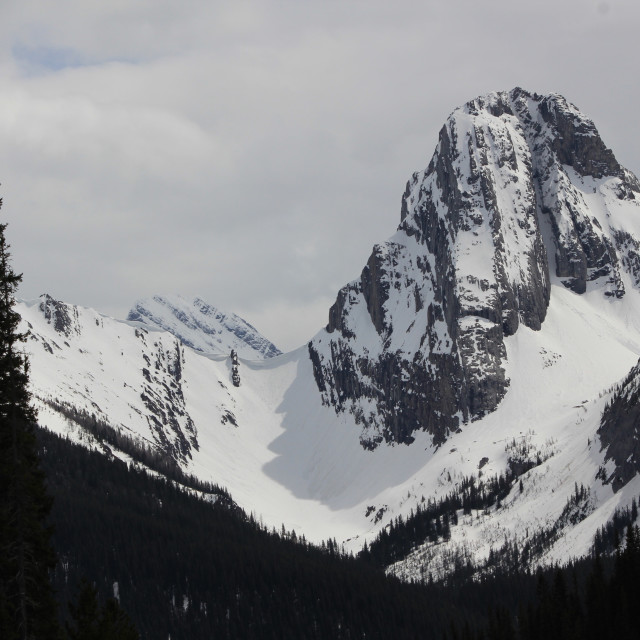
[[1, 0, 638, 349]]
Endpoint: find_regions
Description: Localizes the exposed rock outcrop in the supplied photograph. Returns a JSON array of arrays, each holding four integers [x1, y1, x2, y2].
[[598, 361, 640, 492], [39, 293, 81, 337]]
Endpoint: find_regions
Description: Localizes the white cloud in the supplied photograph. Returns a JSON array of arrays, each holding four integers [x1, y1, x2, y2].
[[1, 0, 639, 349]]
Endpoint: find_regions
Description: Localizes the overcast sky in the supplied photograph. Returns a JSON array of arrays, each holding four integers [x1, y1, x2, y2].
[[0, 1, 638, 350]]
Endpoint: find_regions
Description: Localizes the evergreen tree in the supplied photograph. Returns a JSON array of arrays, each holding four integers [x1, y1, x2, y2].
[[66, 580, 138, 640], [0, 216, 60, 639], [66, 580, 101, 640], [99, 597, 139, 640]]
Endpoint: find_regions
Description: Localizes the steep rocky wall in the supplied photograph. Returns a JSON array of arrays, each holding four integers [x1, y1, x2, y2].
[[310, 87, 640, 449], [598, 361, 640, 492]]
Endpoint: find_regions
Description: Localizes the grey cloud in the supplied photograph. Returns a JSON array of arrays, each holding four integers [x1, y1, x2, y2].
[[1, 0, 639, 349]]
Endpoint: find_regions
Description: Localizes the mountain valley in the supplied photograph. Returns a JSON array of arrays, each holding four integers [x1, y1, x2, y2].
[[20, 87, 640, 584]]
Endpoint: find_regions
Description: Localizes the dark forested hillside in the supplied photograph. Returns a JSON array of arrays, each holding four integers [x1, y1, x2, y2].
[[35, 428, 640, 639], [36, 428, 487, 639], [445, 527, 640, 640]]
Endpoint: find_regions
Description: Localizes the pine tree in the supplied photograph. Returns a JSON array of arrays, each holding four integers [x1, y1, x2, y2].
[[0, 215, 60, 639], [99, 597, 139, 640], [66, 579, 138, 640], [66, 580, 101, 640]]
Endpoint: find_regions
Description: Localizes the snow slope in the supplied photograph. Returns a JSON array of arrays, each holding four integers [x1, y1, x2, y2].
[[21, 280, 640, 573]]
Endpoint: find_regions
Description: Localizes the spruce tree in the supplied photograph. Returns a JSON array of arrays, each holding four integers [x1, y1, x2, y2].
[[66, 580, 101, 640], [66, 579, 138, 640], [99, 596, 139, 640], [0, 214, 60, 639]]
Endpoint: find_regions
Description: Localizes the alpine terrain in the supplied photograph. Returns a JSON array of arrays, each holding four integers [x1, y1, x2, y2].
[[127, 294, 282, 360], [19, 87, 640, 582]]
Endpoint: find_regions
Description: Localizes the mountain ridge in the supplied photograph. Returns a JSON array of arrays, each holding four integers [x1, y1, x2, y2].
[[19, 88, 640, 583], [127, 294, 282, 360]]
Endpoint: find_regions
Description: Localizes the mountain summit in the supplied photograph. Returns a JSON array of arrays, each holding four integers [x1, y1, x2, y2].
[[309, 87, 640, 449]]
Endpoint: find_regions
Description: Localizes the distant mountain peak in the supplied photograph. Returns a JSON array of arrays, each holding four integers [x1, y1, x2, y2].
[[127, 294, 281, 359]]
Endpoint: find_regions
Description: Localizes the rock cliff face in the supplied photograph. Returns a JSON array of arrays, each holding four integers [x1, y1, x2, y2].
[[39, 293, 81, 337], [598, 361, 640, 492], [309, 88, 640, 449]]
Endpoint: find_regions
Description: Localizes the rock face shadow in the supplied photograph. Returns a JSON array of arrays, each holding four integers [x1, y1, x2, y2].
[[261, 351, 436, 512]]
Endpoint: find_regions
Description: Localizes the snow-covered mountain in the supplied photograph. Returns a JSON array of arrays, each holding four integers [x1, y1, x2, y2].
[[127, 295, 281, 359], [309, 87, 640, 449], [20, 88, 640, 582]]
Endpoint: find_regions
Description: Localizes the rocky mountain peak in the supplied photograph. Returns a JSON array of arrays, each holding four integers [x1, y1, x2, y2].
[[310, 88, 640, 449], [127, 295, 281, 360], [38, 293, 82, 337]]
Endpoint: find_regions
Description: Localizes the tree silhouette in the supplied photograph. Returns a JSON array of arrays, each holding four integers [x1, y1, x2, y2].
[[0, 214, 61, 639]]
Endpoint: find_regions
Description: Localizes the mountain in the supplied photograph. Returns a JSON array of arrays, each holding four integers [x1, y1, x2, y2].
[[20, 88, 640, 583], [127, 294, 281, 359], [309, 87, 640, 449]]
